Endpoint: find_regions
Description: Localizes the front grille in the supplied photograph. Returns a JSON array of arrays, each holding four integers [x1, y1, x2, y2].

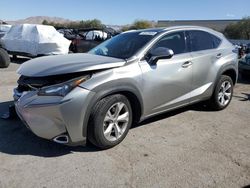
[[17, 84, 31, 92], [16, 72, 92, 93], [17, 76, 47, 89]]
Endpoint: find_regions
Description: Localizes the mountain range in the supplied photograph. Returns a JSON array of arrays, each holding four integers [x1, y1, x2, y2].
[[6, 16, 72, 25], [2, 16, 123, 30]]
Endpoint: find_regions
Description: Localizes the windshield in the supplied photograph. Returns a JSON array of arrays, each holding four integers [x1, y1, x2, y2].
[[89, 31, 156, 59]]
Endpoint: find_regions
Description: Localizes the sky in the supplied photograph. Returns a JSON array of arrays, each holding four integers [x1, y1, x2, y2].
[[0, 0, 249, 25]]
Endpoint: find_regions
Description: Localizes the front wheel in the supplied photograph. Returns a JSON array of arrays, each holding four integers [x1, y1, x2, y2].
[[88, 94, 132, 149], [208, 75, 234, 110]]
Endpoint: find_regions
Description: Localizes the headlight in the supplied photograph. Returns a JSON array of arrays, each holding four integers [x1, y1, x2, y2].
[[38, 75, 91, 97]]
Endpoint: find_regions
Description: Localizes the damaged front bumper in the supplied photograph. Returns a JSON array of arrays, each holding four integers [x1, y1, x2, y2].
[[14, 86, 95, 146]]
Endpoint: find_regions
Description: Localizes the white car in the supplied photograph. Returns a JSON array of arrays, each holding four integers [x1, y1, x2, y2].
[[0, 24, 12, 38], [1, 24, 71, 57]]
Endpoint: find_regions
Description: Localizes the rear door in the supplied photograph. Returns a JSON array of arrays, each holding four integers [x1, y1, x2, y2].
[[186, 30, 222, 100]]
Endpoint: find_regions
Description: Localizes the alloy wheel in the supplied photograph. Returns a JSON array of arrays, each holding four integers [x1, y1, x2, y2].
[[103, 102, 129, 142], [218, 81, 232, 106]]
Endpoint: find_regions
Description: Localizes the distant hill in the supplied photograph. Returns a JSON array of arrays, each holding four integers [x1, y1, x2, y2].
[[2, 16, 122, 31], [6, 16, 72, 25]]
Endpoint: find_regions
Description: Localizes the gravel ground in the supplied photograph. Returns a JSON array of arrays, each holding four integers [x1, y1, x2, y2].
[[0, 60, 250, 188]]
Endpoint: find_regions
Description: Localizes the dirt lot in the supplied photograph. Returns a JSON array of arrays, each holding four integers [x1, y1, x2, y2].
[[0, 60, 250, 188]]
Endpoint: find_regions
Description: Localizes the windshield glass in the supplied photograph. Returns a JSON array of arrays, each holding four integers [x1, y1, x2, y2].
[[89, 31, 156, 59]]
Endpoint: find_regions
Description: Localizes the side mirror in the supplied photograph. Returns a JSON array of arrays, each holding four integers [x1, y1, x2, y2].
[[148, 47, 174, 64]]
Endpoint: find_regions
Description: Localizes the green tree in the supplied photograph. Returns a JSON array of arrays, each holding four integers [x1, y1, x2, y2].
[[240, 18, 250, 39], [42, 20, 49, 25], [224, 17, 250, 39], [41, 19, 104, 29], [80, 19, 104, 29], [122, 20, 153, 31], [224, 24, 241, 39]]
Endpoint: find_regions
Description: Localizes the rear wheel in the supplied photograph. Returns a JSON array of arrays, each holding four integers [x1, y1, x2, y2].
[[0, 48, 10, 68], [88, 94, 132, 149], [208, 75, 233, 110]]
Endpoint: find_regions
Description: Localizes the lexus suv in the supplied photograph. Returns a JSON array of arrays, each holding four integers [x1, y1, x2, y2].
[[14, 26, 238, 149]]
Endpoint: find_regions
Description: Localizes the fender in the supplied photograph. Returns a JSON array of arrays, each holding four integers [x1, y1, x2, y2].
[[81, 79, 144, 138], [213, 63, 238, 91]]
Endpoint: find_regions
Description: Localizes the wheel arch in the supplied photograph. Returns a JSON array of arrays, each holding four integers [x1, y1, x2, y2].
[[221, 68, 237, 85], [215, 64, 238, 87], [83, 84, 144, 139]]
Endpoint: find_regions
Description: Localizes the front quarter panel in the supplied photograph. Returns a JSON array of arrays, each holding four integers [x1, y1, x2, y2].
[[81, 63, 143, 92], [79, 62, 144, 136]]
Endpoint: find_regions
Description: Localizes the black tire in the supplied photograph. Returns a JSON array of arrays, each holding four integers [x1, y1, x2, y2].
[[0, 48, 10, 68], [88, 94, 132, 149], [208, 75, 234, 110], [12, 54, 17, 60]]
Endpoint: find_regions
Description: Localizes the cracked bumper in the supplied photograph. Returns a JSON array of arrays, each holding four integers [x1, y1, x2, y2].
[[14, 87, 95, 145]]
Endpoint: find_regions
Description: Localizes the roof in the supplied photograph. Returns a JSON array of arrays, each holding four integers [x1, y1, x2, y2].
[[125, 25, 217, 34], [158, 19, 241, 31], [158, 19, 241, 23]]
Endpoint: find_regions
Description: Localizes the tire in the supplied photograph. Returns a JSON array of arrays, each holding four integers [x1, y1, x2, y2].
[[88, 94, 132, 149], [12, 54, 17, 60], [208, 75, 234, 110], [0, 48, 10, 68]]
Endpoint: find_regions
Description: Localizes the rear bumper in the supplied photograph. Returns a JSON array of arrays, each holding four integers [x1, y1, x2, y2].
[[14, 87, 95, 146]]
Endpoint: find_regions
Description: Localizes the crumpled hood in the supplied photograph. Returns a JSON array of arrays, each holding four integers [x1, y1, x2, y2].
[[17, 53, 126, 77]]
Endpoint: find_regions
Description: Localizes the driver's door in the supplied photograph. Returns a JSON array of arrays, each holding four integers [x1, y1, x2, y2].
[[139, 31, 194, 116]]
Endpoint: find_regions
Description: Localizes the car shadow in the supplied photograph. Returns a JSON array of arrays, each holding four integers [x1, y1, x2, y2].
[[0, 100, 207, 157], [242, 185, 250, 188], [135, 102, 212, 128], [10, 56, 31, 64], [0, 101, 100, 158], [233, 93, 250, 101], [0, 92, 248, 157]]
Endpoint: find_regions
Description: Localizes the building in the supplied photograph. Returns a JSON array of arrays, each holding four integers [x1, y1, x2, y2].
[[157, 19, 241, 31]]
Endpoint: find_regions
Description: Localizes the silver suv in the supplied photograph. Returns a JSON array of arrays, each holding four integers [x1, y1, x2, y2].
[[14, 26, 238, 149]]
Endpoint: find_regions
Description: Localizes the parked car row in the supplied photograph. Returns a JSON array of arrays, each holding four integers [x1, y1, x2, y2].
[[239, 54, 250, 79], [58, 27, 119, 53], [0, 24, 12, 38], [0, 24, 119, 68], [237, 43, 250, 79], [1, 24, 71, 58]]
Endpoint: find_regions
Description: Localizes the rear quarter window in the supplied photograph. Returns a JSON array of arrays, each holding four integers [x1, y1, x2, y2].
[[188, 30, 221, 52], [211, 35, 222, 48]]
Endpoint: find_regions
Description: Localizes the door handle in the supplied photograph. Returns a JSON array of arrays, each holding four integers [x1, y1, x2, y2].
[[216, 53, 222, 59], [182, 61, 193, 68]]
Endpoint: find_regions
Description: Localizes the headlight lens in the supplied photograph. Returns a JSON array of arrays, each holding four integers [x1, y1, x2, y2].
[[38, 75, 91, 97]]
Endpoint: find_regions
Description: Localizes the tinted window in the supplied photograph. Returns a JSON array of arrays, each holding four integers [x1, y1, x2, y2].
[[89, 31, 155, 59], [188, 30, 221, 52], [151, 32, 186, 55], [212, 35, 222, 48]]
